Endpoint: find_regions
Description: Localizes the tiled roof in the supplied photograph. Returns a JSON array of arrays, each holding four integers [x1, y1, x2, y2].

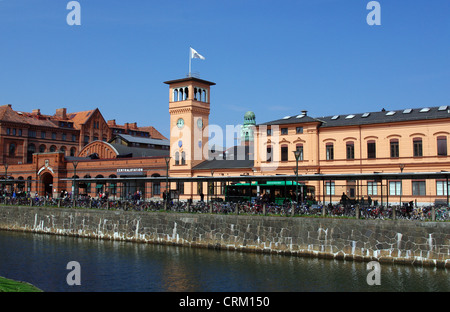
[[0, 105, 58, 128], [259, 106, 450, 128], [67, 109, 97, 129]]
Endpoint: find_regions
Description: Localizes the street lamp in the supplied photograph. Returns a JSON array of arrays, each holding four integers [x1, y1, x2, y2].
[[4, 163, 8, 193], [399, 164, 405, 209], [72, 161, 78, 205], [293, 150, 301, 204], [164, 156, 171, 209], [211, 170, 214, 202]]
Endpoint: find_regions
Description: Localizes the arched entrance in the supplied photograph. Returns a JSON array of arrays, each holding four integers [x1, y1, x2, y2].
[[41, 172, 53, 198]]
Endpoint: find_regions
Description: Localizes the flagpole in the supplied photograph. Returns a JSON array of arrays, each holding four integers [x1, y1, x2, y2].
[[188, 47, 192, 77]]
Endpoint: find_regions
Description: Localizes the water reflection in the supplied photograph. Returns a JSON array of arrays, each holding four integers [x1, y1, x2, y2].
[[0, 230, 448, 292]]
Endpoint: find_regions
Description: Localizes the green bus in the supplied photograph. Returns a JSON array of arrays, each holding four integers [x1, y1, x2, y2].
[[225, 180, 315, 204]]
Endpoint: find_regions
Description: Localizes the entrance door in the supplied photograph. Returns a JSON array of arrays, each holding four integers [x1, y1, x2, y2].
[[41, 173, 53, 198]]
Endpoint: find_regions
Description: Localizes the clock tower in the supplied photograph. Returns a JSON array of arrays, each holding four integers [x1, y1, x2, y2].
[[164, 77, 216, 170]]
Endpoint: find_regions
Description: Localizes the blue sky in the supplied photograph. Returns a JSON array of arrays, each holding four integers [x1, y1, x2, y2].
[[1, 0, 449, 140]]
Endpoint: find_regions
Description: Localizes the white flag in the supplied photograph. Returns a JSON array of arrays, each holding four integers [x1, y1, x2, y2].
[[190, 47, 205, 60]]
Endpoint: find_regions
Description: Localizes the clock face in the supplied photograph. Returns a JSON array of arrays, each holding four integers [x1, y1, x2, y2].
[[177, 118, 184, 129], [197, 118, 203, 129]]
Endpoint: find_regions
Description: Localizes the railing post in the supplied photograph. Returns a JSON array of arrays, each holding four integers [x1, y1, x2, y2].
[[236, 204, 239, 215], [431, 207, 436, 221], [322, 204, 326, 217], [291, 202, 295, 217], [392, 206, 396, 220], [209, 201, 213, 214], [263, 203, 266, 216], [356, 205, 360, 219]]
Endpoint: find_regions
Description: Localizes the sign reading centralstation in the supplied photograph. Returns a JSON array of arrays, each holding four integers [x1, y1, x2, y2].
[[117, 168, 145, 176]]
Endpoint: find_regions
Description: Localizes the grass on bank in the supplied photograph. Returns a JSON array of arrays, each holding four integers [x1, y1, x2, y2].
[[0, 276, 42, 292]]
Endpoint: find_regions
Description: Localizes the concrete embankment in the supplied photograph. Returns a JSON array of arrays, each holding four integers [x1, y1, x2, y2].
[[0, 206, 449, 268]]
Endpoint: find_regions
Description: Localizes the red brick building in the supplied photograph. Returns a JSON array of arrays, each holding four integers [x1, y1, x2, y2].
[[0, 104, 169, 199]]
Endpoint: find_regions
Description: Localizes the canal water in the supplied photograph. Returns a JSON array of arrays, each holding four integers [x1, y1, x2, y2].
[[0, 230, 448, 292]]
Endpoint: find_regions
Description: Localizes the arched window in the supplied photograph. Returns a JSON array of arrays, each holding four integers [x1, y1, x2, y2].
[[175, 151, 180, 165], [179, 88, 184, 102], [50, 145, 57, 152], [173, 89, 178, 102], [181, 151, 186, 165], [39, 144, 46, 153], [70, 147, 76, 157]]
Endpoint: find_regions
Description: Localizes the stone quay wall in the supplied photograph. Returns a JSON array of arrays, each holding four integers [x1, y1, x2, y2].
[[0, 206, 449, 268]]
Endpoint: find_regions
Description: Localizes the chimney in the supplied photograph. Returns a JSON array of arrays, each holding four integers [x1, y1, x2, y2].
[[55, 108, 67, 119], [301, 110, 307, 116], [32, 109, 41, 115], [107, 119, 116, 126]]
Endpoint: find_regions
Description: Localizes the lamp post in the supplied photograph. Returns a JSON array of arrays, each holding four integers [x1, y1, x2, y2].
[[4, 163, 8, 193], [72, 161, 78, 205], [293, 150, 301, 204], [164, 156, 171, 210], [211, 170, 214, 202], [399, 164, 405, 209]]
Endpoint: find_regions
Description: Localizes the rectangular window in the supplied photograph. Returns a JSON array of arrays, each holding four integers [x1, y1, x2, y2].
[[281, 146, 288, 161], [41, 131, 46, 139], [84, 135, 89, 143], [197, 182, 203, 195], [437, 136, 447, 156], [12, 128, 16, 136], [346, 142, 355, 160], [72, 134, 76, 142], [281, 128, 288, 135], [367, 181, 378, 196], [389, 181, 402, 196], [390, 140, 399, 158], [266, 146, 272, 162], [296, 145, 304, 161], [413, 138, 423, 157], [325, 182, 335, 195], [153, 183, 160, 195], [176, 182, 184, 195], [412, 181, 426, 196], [267, 128, 272, 136], [18, 129, 22, 136], [6, 128, 10, 135], [28, 130, 36, 138], [296, 127, 303, 134], [52, 132, 57, 140], [436, 181, 450, 196], [326, 144, 334, 160], [62, 133, 67, 141], [367, 141, 376, 159]]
